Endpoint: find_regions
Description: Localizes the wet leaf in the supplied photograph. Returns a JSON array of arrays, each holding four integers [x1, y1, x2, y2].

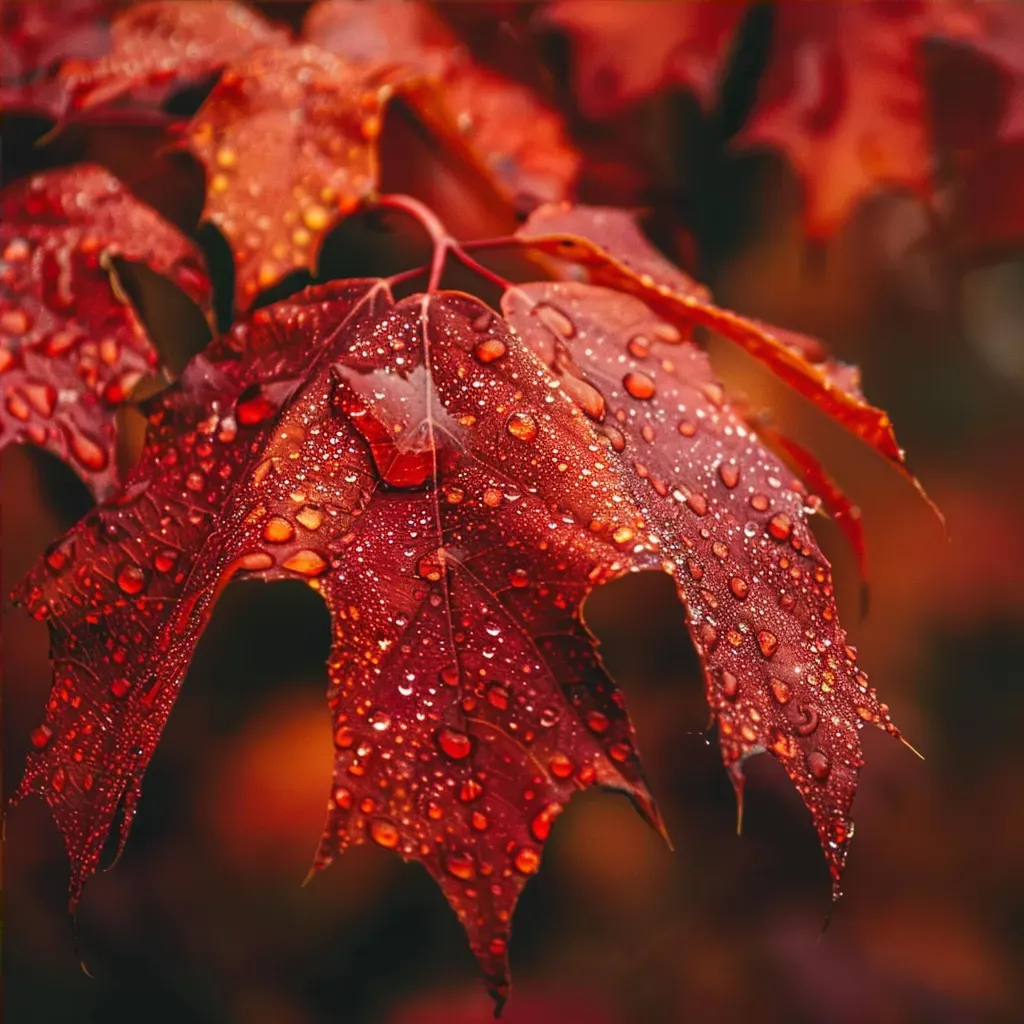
[[184, 45, 394, 312], [515, 203, 928, 495], [0, 164, 211, 498], [4, 0, 289, 123], [541, 0, 743, 119], [13, 204, 922, 1004], [545, 0, 1016, 236], [0, 0, 111, 118], [304, 0, 580, 208], [11, 280, 659, 1006]]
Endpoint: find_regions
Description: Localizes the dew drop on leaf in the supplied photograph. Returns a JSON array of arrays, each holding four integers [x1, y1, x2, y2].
[[506, 410, 538, 442]]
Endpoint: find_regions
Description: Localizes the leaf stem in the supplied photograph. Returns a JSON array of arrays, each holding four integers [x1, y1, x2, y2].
[[373, 193, 513, 293]]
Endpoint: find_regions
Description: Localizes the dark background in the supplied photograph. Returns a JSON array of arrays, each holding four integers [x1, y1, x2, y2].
[[4, 3, 1023, 1022]]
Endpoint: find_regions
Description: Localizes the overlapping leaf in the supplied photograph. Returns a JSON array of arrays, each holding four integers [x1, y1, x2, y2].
[[304, 0, 581, 208], [2, 0, 288, 122], [0, 164, 210, 497], [544, 0, 1022, 236]]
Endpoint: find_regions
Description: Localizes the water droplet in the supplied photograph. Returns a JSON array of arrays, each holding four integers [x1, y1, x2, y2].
[[686, 492, 708, 516], [239, 551, 274, 571], [437, 726, 472, 759], [507, 411, 538, 442], [30, 724, 53, 749], [719, 669, 739, 700], [530, 803, 561, 842], [792, 703, 820, 736], [627, 334, 650, 359], [623, 371, 655, 400], [263, 516, 295, 543], [549, 752, 574, 778], [460, 778, 484, 802], [236, 390, 279, 426], [446, 851, 476, 879], [768, 513, 792, 541], [757, 630, 778, 658], [474, 338, 507, 363], [471, 810, 488, 831], [302, 203, 331, 232], [116, 564, 146, 595], [718, 463, 740, 488], [561, 373, 606, 421], [370, 817, 400, 849], [514, 846, 541, 874], [282, 549, 327, 576], [729, 577, 749, 600], [807, 750, 831, 780], [535, 302, 575, 338], [585, 709, 609, 733], [67, 429, 108, 471], [110, 677, 132, 699], [296, 506, 323, 530], [750, 494, 770, 512], [770, 677, 792, 704], [602, 423, 626, 451]]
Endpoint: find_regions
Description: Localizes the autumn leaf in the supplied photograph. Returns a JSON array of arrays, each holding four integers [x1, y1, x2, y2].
[[514, 203, 927, 489], [3, 0, 289, 123], [13, 196, 919, 1007], [0, 164, 211, 498], [0, 0, 111, 119], [544, 0, 1015, 236], [303, 0, 581, 208], [540, 0, 744, 119]]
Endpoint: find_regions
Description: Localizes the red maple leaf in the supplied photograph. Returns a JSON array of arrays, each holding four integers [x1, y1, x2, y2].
[[0, 164, 210, 498], [11, 193, 924, 1007], [303, 0, 581, 208], [540, 0, 744, 118], [0, 0, 112, 117], [544, 0, 1018, 237], [3, 0, 289, 123]]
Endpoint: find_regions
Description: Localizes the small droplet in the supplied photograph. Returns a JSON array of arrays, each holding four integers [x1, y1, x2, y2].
[[370, 818, 400, 849], [585, 709, 609, 733], [623, 371, 655, 400], [437, 726, 472, 760], [729, 576, 749, 600], [757, 630, 778, 658], [263, 516, 295, 543], [282, 549, 327, 576], [530, 803, 561, 842], [770, 677, 792, 704], [627, 334, 650, 359], [446, 851, 476, 880], [506, 411, 538, 442], [302, 203, 331, 231], [535, 303, 575, 338], [30, 724, 53, 749], [116, 564, 146, 595], [718, 463, 740, 488], [514, 846, 541, 874], [110, 677, 132, 699], [474, 337, 507, 363], [719, 669, 739, 700], [807, 750, 832, 781], [768, 513, 792, 541], [792, 703, 820, 736], [686, 492, 708, 516], [549, 752, 574, 778], [296, 506, 323, 530]]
